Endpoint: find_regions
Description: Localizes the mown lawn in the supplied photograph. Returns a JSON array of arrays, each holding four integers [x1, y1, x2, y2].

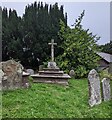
[[2, 78, 112, 118]]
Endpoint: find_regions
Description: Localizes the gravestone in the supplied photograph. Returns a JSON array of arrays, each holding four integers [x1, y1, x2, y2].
[[102, 78, 111, 101], [26, 69, 34, 75], [88, 69, 102, 107], [39, 65, 44, 71], [48, 62, 58, 69], [69, 69, 75, 78], [1, 60, 30, 90]]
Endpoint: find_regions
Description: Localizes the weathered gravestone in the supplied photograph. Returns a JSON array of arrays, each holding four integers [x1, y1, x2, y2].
[[39, 65, 44, 71], [26, 69, 34, 75], [102, 78, 111, 101], [69, 69, 75, 78], [88, 69, 102, 107], [1, 60, 29, 90]]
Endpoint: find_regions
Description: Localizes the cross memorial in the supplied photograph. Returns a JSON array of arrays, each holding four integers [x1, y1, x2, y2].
[[48, 39, 57, 62]]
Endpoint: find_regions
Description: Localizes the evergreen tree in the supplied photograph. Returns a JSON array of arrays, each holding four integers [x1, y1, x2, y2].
[[2, 2, 67, 69], [99, 41, 112, 54], [2, 7, 9, 60], [0, 7, 2, 61]]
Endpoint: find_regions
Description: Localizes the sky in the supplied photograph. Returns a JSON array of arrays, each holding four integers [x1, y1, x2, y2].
[[1, 0, 111, 45]]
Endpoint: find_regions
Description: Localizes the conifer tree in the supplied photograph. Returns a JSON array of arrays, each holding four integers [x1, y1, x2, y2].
[[2, 2, 67, 69]]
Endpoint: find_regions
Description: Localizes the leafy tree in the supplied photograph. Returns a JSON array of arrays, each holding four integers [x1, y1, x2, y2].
[[56, 10, 100, 78]]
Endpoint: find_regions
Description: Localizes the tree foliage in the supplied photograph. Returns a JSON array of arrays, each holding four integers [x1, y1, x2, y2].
[[56, 10, 100, 78], [99, 41, 112, 54], [2, 3, 101, 78], [2, 2, 67, 69]]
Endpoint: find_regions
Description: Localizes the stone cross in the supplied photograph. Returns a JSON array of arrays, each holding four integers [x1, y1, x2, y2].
[[48, 39, 57, 62]]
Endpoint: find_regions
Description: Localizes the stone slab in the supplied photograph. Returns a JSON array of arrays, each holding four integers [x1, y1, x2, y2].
[[31, 73, 70, 85], [43, 68, 60, 71], [33, 77, 69, 85], [38, 70, 64, 76], [31, 73, 71, 78]]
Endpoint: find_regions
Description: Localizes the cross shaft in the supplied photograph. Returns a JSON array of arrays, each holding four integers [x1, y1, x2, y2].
[[48, 39, 57, 62]]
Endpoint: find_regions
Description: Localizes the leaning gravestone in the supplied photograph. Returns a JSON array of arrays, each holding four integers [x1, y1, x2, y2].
[[1, 59, 29, 90], [102, 78, 111, 101], [88, 69, 102, 107]]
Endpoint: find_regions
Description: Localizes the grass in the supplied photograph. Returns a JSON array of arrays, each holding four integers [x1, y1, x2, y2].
[[2, 78, 112, 118]]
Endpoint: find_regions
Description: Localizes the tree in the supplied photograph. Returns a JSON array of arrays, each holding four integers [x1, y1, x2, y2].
[[56, 10, 100, 78], [2, 8, 22, 61], [2, 2, 67, 70], [99, 41, 112, 54]]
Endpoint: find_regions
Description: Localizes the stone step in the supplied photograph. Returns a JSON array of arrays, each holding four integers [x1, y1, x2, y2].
[[31, 73, 71, 85], [31, 74, 71, 79], [33, 79, 69, 86], [43, 68, 60, 71], [38, 71, 64, 76]]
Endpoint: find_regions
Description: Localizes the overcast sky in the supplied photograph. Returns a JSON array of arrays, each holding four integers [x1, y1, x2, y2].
[[1, 1, 111, 45]]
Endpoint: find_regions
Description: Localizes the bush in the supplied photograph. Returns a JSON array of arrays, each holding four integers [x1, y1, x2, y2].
[[75, 65, 88, 78], [99, 68, 112, 80]]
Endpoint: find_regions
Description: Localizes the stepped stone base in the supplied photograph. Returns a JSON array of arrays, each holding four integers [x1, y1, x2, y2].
[[31, 74, 70, 85], [31, 62, 71, 85]]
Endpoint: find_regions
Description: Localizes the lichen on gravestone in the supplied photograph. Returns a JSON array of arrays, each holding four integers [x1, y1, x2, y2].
[[88, 69, 102, 107], [1, 60, 24, 90], [102, 78, 111, 101]]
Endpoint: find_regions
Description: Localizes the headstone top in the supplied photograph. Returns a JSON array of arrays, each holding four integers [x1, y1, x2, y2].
[[88, 69, 99, 82], [69, 69, 75, 77], [88, 69, 98, 75]]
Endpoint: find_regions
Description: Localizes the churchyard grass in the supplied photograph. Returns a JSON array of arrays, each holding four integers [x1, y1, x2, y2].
[[2, 78, 112, 118]]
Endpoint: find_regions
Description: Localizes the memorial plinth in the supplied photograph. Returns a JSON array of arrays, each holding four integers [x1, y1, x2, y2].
[[31, 39, 71, 85], [31, 62, 70, 85]]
